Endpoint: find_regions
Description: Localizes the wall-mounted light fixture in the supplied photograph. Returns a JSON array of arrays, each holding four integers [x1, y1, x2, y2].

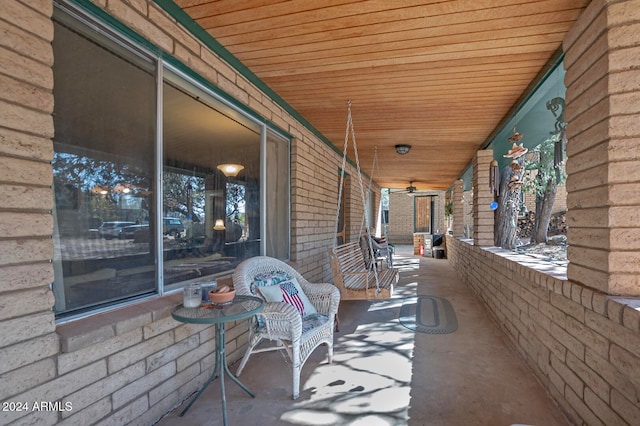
[[217, 164, 244, 177], [395, 144, 411, 155], [213, 219, 226, 230]]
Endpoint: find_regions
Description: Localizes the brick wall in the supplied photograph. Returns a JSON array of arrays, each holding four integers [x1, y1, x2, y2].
[[447, 236, 640, 425], [563, 0, 640, 295], [452, 179, 464, 237], [387, 191, 413, 243], [0, 0, 371, 424], [0, 1, 60, 424], [387, 191, 445, 244], [473, 150, 494, 246]]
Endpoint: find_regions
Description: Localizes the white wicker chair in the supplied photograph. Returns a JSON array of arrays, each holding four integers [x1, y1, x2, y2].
[[232, 256, 340, 399]]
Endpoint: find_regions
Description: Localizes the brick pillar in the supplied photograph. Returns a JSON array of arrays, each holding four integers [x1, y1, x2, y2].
[[452, 179, 464, 237], [563, 0, 640, 295], [473, 150, 494, 246]]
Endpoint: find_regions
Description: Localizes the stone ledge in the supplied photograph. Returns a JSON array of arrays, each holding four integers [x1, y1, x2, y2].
[[57, 292, 182, 353], [453, 237, 568, 281], [450, 236, 640, 334]]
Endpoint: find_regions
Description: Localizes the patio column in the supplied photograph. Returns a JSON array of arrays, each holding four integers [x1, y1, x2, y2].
[[563, 0, 640, 295], [452, 179, 464, 237], [472, 150, 494, 246]]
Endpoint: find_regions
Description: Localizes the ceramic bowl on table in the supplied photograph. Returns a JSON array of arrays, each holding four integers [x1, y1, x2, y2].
[[208, 288, 236, 305]]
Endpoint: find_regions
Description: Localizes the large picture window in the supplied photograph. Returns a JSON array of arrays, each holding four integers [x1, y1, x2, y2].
[[51, 12, 157, 316], [51, 6, 290, 319], [161, 73, 262, 291]]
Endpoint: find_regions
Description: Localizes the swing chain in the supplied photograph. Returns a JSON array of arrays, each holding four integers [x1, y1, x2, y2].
[[333, 101, 381, 293]]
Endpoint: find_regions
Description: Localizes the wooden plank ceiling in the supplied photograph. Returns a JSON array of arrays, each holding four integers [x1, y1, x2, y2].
[[174, 0, 590, 191]]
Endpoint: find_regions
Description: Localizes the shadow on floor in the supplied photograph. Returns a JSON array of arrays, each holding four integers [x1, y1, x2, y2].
[[155, 246, 570, 426]]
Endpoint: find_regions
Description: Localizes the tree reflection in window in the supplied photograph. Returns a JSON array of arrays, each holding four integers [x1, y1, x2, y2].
[[163, 170, 205, 223], [226, 182, 246, 242], [52, 150, 151, 225]]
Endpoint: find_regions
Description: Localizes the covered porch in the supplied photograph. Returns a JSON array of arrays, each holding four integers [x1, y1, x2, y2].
[[2, 1, 640, 425], [156, 245, 569, 425]]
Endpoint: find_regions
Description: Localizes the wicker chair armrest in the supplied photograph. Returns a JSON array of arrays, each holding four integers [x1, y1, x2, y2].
[[300, 282, 340, 315], [260, 302, 302, 339]]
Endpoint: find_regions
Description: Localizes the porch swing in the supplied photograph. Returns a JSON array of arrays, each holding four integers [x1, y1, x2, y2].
[[328, 101, 398, 301]]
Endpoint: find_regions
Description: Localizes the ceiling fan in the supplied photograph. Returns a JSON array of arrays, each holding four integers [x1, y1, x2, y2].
[[390, 181, 418, 194]]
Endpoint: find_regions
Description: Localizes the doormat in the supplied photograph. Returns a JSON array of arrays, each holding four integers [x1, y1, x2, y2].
[[399, 296, 458, 334]]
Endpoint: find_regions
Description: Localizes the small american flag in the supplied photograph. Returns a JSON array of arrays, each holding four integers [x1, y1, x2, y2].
[[280, 282, 305, 316]]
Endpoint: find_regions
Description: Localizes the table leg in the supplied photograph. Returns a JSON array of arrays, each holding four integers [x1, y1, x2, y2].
[[218, 323, 228, 426], [179, 341, 221, 417], [179, 324, 223, 417], [179, 322, 256, 424], [222, 357, 255, 397]]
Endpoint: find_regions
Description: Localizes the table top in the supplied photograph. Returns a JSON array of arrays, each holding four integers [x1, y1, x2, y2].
[[172, 295, 264, 325]]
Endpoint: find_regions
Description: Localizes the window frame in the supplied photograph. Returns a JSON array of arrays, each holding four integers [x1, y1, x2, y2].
[[52, 1, 291, 322]]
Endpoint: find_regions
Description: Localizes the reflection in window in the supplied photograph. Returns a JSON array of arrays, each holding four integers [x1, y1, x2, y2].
[[51, 8, 290, 319], [161, 74, 261, 291], [226, 182, 246, 241], [51, 15, 156, 317]]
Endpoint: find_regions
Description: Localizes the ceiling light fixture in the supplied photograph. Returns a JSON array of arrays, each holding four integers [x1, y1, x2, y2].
[[217, 163, 244, 177], [395, 144, 411, 155]]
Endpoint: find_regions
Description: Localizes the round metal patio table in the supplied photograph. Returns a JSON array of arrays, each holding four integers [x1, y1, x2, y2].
[[172, 295, 264, 425]]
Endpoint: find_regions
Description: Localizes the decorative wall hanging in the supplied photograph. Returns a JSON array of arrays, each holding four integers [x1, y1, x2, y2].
[[546, 97, 567, 167], [489, 159, 499, 196], [554, 130, 566, 167], [507, 125, 524, 143], [503, 142, 528, 159]]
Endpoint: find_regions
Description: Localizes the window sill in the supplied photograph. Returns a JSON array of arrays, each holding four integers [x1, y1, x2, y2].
[[56, 292, 183, 353]]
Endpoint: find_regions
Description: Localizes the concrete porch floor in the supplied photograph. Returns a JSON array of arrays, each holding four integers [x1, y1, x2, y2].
[[155, 246, 570, 426]]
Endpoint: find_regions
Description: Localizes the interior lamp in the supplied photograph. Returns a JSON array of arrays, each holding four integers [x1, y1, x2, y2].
[[213, 219, 226, 231], [217, 163, 244, 177], [91, 185, 109, 195], [113, 183, 131, 194], [395, 144, 411, 155]]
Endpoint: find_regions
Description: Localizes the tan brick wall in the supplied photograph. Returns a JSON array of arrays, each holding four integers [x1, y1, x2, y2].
[[3, 0, 638, 424], [554, 184, 568, 213], [0, 0, 60, 424], [387, 191, 414, 243], [452, 179, 464, 237], [387, 191, 445, 245], [563, 0, 640, 295], [0, 0, 372, 424], [473, 150, 494, 246], [447, 236, 640, 426]]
